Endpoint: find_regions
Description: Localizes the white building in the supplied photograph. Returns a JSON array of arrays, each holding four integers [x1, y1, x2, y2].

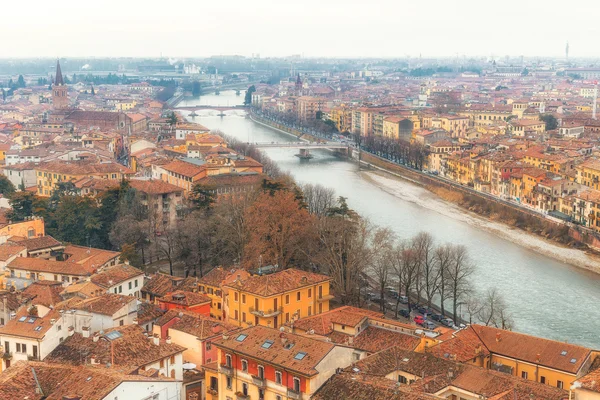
[[90, 263, 145, 297]]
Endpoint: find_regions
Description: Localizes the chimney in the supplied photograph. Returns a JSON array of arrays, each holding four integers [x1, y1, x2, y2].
[[90, 355, 97, 365], [132, 318, 138, 325], [50, 319, 56, 325], [92, 333, 99, 342], [68, 326, 74, 337], [82, 327, 90, 338], [536, 353, 541, 363], [166, 336, 172, 344], [496, 332, 501, 342], [153, 334, 160, 346]]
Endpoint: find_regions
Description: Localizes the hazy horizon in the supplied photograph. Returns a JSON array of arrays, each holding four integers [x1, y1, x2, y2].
[[4, 0, 599, 59]]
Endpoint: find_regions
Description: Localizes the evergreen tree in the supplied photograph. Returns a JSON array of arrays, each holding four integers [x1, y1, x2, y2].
[[16, 75, 25, 88]]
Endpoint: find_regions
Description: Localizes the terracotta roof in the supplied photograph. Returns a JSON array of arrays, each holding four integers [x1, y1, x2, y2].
[[7, 257, 95, 277], [46, 325, 185, 369], [353, 346, 456, 377], [9, 235, 63, 252], [162, 159, 206, 178], [158, 290, 211, 307], [128, 179, 183, 195], [0, 307, 61, 339], [22, 281, 63, 307], [155, 309, 239, 339], [336, 325, 421, 353], [142, 273, 199, 298], [35, 160, 134, 176], [213, 325, 336, 376], [90, 264, 144, 288], [62, 244, 121, 269], [313, 373, 435, 400], [289, 306, 381, 336], [471, 325, 591, 374], [428, 325, 490, 362], [0, 244, 26, 261], [136, 301, 165, 325], [59, 280, 105, 299], [225, 268, 331, 297], [67, 293, 136, 316]]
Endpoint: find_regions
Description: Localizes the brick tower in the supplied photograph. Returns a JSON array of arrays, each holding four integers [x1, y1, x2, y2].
[[52, 59, 68, 110]]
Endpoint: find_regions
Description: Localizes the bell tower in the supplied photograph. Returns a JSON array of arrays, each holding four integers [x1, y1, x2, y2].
[[52, 59, 68, 110]]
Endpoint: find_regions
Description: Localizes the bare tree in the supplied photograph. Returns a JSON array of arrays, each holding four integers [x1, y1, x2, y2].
[[445, 244, 475, 322], [464, 294, 483, 325], [391, 240, 419, 315], [369, 229, 395, 313], [433, 244, 453, 317], [300, 183, 336, 216], [412, 232, 439, 308], [477, 287, 514, 330]]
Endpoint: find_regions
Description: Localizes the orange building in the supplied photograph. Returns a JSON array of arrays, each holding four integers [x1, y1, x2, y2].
[[158, 290, 211, 316]]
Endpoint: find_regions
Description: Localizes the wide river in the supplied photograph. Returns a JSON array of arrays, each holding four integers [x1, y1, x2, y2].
[[179, 90, 600, 348]]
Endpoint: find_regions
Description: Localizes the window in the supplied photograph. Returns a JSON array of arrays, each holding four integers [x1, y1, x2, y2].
[[242, 312, 246, 322], [242, 294, 246, 304], [128, 282, 132, 290], [160, 359, 165, 368], [170, 355, 175, 364], [236, 334, 248, 342], [241, 360, 248, 372], [225, 354, 232, 367], [242, 383, 248, 396], [297, 292, 300, 301], [234, 310, 238, 320], [119, 319, 124, 326], [294, 352, 307, 360], [521, 371, 528, 379], [275, 371, 282, 384], [276, 396, 282, 400], [398, 375, 407, 384], [16, 343, 21, 353], [293, 377, 301, 392], [557, 380, 564, 389], [206, 341, 212, 350], [308, 306, 312, 316], [308, 288, 312, 298], [254, 298, 259, 310], [135, 279, 138, 287], [540, 376, 546, 384], [285, 294, 290, 304], [226, 376, 232, 389], [261, 340, 274, 349], [258, 365, 264, 379], [118, 286, 122, 294], [286, 312, 290, 322]]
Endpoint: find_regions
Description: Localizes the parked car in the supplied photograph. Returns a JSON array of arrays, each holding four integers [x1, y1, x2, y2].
[[441, 318, 455, 327], [398, 296, 409, 304], [399, 309, 410, 318], [430, 314, 444, 322], [418, 306, 432, 315], [414, 315, 424, 326], [370, 296, 383, 304], [423, 321, 436, 330]]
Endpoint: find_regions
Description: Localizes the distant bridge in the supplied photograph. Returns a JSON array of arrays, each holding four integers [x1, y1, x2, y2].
[[253, 141, 350, 150], [176, 105, 250, 112]]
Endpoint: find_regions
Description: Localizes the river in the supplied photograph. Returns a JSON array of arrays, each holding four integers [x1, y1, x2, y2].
[[178, 90, 600, 348]]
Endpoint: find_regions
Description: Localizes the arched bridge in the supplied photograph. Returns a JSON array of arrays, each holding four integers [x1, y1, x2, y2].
[[253, 141, 350, 150], [176, 105, 249, 111]]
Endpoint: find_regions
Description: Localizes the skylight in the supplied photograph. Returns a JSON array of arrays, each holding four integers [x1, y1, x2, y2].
[[294, 351, 307, 360], [284, 343, 295, 350], [34, 326, 42, 331], [104, 331, 123, 341], [261, 340, 274, 349], [570, 358, 577, 363], [18, 316, 26, 322], [235, 334, 248, 342], [560, 350, 567, 356], [27, 318, 35, 324]]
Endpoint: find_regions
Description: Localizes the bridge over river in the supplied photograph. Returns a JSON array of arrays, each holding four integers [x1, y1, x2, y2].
[[253, 141, 351, 159]]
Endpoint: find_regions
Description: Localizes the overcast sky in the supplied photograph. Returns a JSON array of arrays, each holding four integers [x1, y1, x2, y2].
[[3, 0, 598, 59]]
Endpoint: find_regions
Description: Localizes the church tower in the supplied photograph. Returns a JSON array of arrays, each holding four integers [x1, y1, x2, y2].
[[52, 59, 68, 110]]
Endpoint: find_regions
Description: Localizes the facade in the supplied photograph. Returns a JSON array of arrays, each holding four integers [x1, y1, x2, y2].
[[208, 326, 356, 400], [158, 290, 211, 315], [52, 59, 69, 110], [223, 269, 333, 329], [90, 263, 145, 297]]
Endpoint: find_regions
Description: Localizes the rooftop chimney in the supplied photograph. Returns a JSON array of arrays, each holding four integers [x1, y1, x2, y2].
[[92, 333, 99, 342], [496, 332, 501, 342], [153, 334, 160, 346], [82, 327, 90, 338], [166, 336, 172, 344]]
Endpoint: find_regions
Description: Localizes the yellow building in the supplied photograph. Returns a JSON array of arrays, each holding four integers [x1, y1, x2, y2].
[[35, 161, 134, 197], [223, 268, 332, 329], [328, 106, 353, 133], [426, 325, 597, 390], [509, 119, 546, 136], [115, 100, 137, 111], [577, 159, 600, 190], [198, 267, 250, 320]]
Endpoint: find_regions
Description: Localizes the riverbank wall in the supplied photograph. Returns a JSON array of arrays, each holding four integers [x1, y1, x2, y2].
[[356, 149, 600, 253], [249, 113, 328, 143]]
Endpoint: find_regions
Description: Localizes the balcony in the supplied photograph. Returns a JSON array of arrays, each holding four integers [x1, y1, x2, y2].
[[287, 389, 302, 400], [219, 365, 233, 376], [207, 388, 218, 396], [249, 307, 283, 318], [252, 375, 266, 388], [317, 294, 334, 302], [236, 392, 250, 400], [2, 352, 12, 360]]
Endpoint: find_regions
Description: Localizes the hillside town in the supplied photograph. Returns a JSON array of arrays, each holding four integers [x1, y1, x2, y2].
[[1, 55, 600, 400]]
